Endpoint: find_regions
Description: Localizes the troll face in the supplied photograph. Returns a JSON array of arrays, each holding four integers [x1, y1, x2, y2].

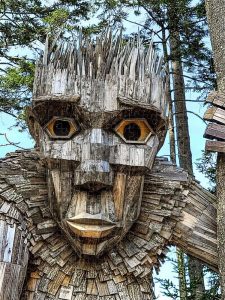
[[31, 101, 166, 256], [29, 34, 167, 256]]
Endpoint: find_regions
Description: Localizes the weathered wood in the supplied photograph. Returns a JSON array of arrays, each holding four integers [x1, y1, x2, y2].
[[0, 31, 219, 300], [0, 151, 218, 299], [205, 140, 225, 152], [204, 91, 225, 153], [113, 173, 126, 221], [204, 106, 225, 125], [32, 33, 167, 118], [205, 91, 225, 108], [204, 122, 225, 140], [34, 95, 80, 104]]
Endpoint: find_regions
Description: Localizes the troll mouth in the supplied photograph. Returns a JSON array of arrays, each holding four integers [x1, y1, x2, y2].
[[66, 213, 116, 238]]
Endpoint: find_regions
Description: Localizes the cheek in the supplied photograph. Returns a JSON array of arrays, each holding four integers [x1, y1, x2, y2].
[[123, 175, 144, 222], [145, 135, 160, 169], [39, 130, 82, 161], [48, 169, 74, 220], [109, 136, 159, 172]]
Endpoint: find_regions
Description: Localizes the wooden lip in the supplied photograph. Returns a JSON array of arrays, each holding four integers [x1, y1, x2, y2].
[[66, 221, 116, 238], [67, 213, 116, 226]]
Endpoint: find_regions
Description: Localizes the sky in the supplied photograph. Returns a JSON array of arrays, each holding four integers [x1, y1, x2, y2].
[[0, 4, 214, 299]]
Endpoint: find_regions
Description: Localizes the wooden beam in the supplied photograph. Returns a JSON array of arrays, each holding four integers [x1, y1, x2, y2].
[[206, 91, 225, 108], [204, 106, 225, 125], [205, 140, 225, 152], [204, 123, 225, 140]]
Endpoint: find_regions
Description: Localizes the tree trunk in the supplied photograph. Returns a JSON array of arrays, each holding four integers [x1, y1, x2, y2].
[[177, 249, 188, 300], [170, 34, 193, 176], [205, 1, 225, 297], [162, 26, 188, 300], [187, 256, 205, 299], [162, 27, 176, 164], [167, 2, 205, 299]]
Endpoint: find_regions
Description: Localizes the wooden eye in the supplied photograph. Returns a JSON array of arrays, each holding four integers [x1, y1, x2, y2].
[[45, 117, 77, 139], [53, 120, 71, 136], [115, 119, 153, 143], [123, 123, 141, 141]]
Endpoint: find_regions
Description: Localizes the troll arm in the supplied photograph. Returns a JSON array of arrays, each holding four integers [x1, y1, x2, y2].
[[143, 158, 217, 270], [172, 180, 218, 270], [171, 90, 222, 270]]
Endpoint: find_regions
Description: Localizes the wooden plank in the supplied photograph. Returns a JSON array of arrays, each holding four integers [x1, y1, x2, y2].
[[0, 220, 7, 261], [37, 220, 57, 234], [205, 140, 225, 152], [33, 95, 80, 103], [113, 173, 126, 221], [86, 279, 98, 295], [107, 280, 118, 295], [204, 122, 225, 140], [118, 96, 161, 112], [96, 280, 110, 297], [3, 224, 16, 263], [47, 271, 66, 295], [205, 91, 225, 108], [59, 286, 73, 300], [204, 106, 225, 124], [0, 262, 22, 299], [27, 277, 38, 292]]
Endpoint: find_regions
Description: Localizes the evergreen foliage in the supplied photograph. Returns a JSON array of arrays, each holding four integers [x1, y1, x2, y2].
[[156, 251, 221, 299], [0, 0, 91, 124], [196, 151, 217, 193]]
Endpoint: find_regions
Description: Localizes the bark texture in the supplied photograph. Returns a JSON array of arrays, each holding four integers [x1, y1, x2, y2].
[[169, 34, 193, 176], [177, 249, 187, 300], [167, 2, 205, 299], [205, 1, 225, 297], [162, 27, 176, 164]]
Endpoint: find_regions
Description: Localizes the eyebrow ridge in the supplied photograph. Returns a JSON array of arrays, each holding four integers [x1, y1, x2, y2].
[[117, 96, 161, 113]]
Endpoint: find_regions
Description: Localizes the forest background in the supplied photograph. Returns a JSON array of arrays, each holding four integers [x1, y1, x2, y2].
[[0, 0, 220, 299]]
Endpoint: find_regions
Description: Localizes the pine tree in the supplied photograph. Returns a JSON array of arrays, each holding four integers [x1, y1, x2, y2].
[[0, 0, 91, 122]]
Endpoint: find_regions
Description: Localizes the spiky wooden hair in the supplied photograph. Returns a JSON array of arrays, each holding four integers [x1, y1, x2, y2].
[[33, 31, 167, 116]]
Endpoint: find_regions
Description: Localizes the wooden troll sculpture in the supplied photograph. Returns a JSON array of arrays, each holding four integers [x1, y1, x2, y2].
[[0, 33, 218, 300]]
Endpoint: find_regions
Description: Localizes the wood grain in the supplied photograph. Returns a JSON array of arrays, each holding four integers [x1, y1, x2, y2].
[[0, 151, 218, 299]]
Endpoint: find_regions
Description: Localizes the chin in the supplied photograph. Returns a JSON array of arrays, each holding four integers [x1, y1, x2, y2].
[[60, 223, 123, 256]]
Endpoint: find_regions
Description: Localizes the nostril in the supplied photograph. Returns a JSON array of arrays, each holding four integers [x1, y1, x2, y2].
[[77, 181, 111, 192], [77, 160, 111, 173]]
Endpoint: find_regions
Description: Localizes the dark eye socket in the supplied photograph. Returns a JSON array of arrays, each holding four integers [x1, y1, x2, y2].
[[45, 117, 77, 139], [123, 123, 141, 141], [53, 120, 71, 136], [115, 118, 153, 144]]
